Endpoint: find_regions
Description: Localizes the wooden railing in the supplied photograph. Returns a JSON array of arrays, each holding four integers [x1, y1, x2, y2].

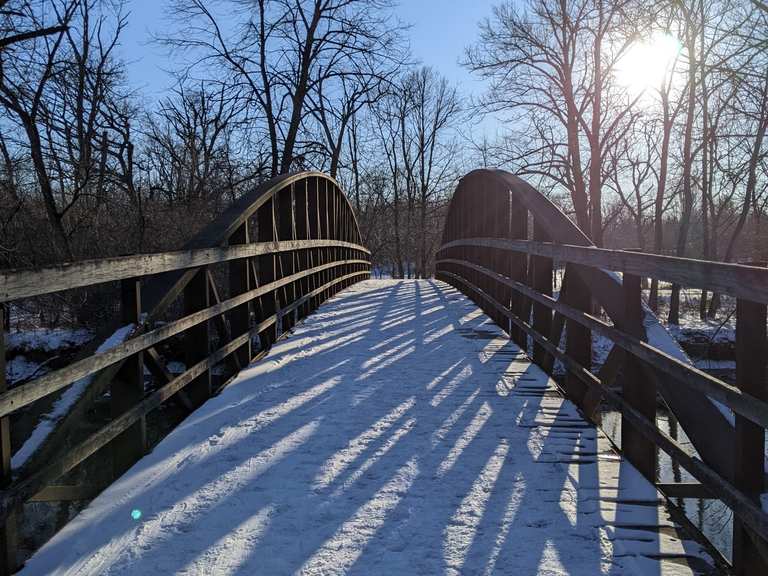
[[436, 168, 768, 574], [0, 171, 370, 573]]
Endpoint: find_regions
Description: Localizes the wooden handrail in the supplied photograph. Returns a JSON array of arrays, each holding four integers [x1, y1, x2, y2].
[[0, 239, 370, 302], [440, 269, 768, 548], [0, 259, 368, 418], [437, 257, 768, 429], [439, 237, 768, 304], [0, 270, 368, 521], [437, 168, 768, 571], [0, 171, 372, 574]]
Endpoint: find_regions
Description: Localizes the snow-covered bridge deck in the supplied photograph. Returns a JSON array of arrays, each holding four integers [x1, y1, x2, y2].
[[22, 280, 714, 575]]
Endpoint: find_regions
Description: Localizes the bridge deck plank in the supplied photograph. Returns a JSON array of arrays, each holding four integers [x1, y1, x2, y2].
[[19, 280, 716, 575]]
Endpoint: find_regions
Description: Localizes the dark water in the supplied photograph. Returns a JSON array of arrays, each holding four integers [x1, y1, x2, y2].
[[598, 395, 737, 568]]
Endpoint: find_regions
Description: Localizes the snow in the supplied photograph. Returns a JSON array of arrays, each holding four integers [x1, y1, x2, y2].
[[6, 355, 48, 385], [11, 324, 135, 470], [6, 328, 92, 353], [665, 320, 735, 345], [20, 280, 711, 575], [166, 361, 186, 374], [693, 359, 736, 370]]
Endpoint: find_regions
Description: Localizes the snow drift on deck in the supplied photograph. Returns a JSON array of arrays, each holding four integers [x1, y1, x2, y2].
[[21, 280, 711, 575]]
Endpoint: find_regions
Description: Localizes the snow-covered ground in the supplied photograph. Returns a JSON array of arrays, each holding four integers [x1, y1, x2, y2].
[[20, 280, 712, 575], [5, 327, 93, 389], [6, 328, 92, 354], [10, 325, 132, 470]]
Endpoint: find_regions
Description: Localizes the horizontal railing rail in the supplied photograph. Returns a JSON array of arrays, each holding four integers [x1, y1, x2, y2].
[[438, 267, 768, 548], [0, 171, 371, 572], [0, 259, 369, 418], [437, 257, 768, 429], [436, 168, 768, 572], [0, 239, 370, 302], [440, 238, 768, 304], [0, 269, 368, 520]]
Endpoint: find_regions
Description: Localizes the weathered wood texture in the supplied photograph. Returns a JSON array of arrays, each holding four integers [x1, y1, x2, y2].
[[111, 278, 147, 477], [435, 168, 768, 572], [439, 268, 768, 557], [437, 257, 768, 430], [0, 239, 368, 303], [440, 237, 768, 305], [0, 172, 371, 573], [733, 297, 768, 575], [0, 308, 16, 575]]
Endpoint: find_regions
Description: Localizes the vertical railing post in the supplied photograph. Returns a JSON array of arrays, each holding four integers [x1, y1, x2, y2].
[[277, 185, 296, 331], [531, 220, 553, 366], [328, 185, 336, 296], [295, 179, 310, 318], [229, 222, 251, 366], [184, 268, 211, 405], [331, 185, 340, 296], [489, 183, 507, 330], [112, 278, 147, 477], [564, 264, 591, 406], [0, 306, 17, 576], [308, 178, 320, 311], [319, 180, 330, 301], [732, 294, 768, 575], [621, 273, 656, 481], [257, 199, 277, 349], [509, 192, 528, 349]]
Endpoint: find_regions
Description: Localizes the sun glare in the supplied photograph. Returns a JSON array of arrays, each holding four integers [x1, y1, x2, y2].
[[615, 33, 682, 95]]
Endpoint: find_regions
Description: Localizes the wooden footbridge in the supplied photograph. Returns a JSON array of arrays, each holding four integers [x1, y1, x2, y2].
[[1, 171, 767, 575]]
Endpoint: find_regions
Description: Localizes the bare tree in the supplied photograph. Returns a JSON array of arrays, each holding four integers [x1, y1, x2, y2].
[[0, 0, 80, 258], [163, 0, 405, 177]]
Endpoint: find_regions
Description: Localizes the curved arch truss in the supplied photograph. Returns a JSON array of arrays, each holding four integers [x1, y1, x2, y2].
[[435, 169, 735, 482], [0, 171, 370, 518]]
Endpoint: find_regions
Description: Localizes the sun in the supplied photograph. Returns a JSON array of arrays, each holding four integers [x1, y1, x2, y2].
[[614, 32, 682, 95]]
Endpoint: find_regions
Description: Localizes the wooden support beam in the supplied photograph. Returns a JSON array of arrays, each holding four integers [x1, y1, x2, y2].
[[582, 346, 626, 422], [207, 270, 242, 373], [229, 222, 252, 366], [257, 199, 277, 349], [0, 259, 368, 421], [656, 483, 714, 500], [531, 219, 553, 366], [0, 271, 369, 522], [0, 240, 369, 303], [307, 177, 320, 311], [438, 269, 768, 549], [436, 257, 768, 431], [143, 348, 194, 412], [29, 484, 104, 503], [184, 269, 211, 407], [564, 264, 590, 407], [0, 307, 16, 576], [277, 185, 296, 331], [621, 273, 656, 482], [733, 296, 768, 575], [111, 278, 147, 477], [438, 237, 768, 305], [295, 179, 310, 318]]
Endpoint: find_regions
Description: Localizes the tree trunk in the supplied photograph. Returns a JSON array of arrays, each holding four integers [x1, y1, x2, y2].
[[669, 29, 697, 326]]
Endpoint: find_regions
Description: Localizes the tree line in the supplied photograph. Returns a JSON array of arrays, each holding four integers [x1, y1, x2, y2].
[[466, 0, 768, 320]]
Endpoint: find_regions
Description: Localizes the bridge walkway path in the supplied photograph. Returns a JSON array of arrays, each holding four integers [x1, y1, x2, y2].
[[21, 280, 715, 575]]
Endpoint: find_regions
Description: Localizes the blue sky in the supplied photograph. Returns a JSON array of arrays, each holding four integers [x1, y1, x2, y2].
[[119, 0, 500, 103]]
